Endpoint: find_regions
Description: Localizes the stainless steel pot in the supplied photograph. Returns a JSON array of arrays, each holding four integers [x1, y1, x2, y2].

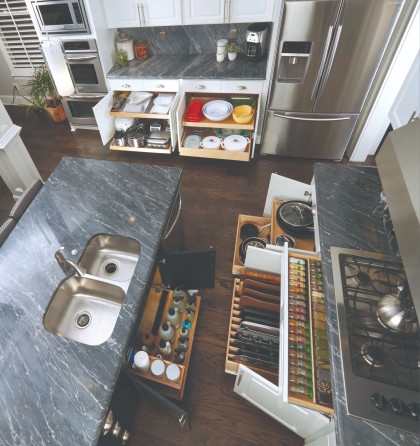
[[376, 284, 419, 334], [126, 126, 146, 148]]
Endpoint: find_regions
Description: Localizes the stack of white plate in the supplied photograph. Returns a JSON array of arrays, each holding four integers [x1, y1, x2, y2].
[[203, 100, 233, 122]]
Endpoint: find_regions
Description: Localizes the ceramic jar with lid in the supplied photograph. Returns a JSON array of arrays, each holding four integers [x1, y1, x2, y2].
[[216, 38, 228, 62], [116, 33, 135, 61]]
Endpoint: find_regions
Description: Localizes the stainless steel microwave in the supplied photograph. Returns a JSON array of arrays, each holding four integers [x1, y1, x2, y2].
[[29, 0, 90, 35]]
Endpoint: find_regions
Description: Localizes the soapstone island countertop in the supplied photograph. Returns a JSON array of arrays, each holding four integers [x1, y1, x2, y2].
[[107, 54, 267, 80], [314, 163, 420, 445], [0, 157, 182, 445]]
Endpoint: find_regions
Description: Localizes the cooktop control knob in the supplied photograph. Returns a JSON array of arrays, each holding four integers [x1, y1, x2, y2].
[[370, 392, 387, 410], [390, 397, 405, 415], [408, 402, 419, 420]]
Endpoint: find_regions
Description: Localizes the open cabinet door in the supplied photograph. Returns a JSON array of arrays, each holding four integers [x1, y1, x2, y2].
[[234, 365, 329, 439], [92, 91, 115, 145]]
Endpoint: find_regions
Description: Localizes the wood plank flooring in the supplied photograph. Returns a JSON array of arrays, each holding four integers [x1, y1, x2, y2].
[[1, 106, 347, 446]]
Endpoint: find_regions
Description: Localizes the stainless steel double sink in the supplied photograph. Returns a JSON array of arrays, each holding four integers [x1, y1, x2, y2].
[[44, 234, 141, 346]]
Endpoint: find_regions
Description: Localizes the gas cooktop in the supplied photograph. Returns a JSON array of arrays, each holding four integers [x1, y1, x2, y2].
[[331, 247, 420, 435]]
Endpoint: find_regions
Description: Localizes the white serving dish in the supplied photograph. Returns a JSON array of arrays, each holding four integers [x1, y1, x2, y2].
[[200, 136, 223, 150], [221, 134, 250, 152]]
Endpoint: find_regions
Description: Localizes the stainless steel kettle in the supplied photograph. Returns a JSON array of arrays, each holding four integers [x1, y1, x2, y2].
[[376, 283, 419, 334]]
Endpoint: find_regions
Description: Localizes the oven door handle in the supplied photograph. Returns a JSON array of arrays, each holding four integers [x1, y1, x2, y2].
[[66, 55, 99, 61], [66, 95, 106, 99]]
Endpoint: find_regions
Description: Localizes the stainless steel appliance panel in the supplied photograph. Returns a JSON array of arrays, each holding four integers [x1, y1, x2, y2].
[[66, 52, 107, 94], [314, 0, 405, 112], [262, 110, 358, 159], [62, 95, 106, 126], [268, 0, 341, 111]]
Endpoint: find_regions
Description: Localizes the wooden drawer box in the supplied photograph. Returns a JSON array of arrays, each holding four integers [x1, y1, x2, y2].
[[126, 286, 200, 400]]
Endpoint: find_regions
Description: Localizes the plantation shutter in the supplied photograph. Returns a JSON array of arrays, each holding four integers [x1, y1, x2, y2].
[[0, 0, 43, 77]]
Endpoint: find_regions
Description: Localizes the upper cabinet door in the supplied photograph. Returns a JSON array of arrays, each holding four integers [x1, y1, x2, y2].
[[229, 0, 275, 22], [182, 0, 226, 24], [103, 0, 141, 28], [142, 0, 182, 26]]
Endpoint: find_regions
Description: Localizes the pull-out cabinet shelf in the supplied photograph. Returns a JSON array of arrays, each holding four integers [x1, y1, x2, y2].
[[176, 92, 261, 162]]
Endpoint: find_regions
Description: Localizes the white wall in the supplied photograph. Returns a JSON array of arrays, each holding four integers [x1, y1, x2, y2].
[[0, 50, 15, 103]]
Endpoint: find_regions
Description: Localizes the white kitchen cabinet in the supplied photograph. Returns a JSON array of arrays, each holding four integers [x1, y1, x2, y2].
[[182, 0, 226, 25], [228, 0, 275, 23], [182, 0, 275, 24], [93, 85, 181, 154], [103, 0, 182, 28], [176, 89, 261, 161], [226, 174, 335, 441]]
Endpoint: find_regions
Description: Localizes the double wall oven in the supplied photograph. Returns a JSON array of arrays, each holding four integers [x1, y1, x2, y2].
[[60, 38, 108, 128]]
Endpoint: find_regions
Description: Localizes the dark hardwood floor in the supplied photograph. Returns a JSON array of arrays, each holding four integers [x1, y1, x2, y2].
[[2, 106, 346, 446]]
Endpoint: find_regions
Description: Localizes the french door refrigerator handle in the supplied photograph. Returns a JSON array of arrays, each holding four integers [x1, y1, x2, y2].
[[311, 25, 335, 101], [315, 25, 343, 102], [273, 112, 351, 122]]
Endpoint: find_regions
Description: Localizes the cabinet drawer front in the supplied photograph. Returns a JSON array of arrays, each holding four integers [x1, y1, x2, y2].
[[107, 79, 144, 91], [143, 79, 179, 92], [180, 80, 221, 92], [221, 80, 264, 94]]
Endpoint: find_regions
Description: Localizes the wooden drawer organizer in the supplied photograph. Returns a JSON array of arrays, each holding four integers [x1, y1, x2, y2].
[[232, 214, 271, 275], [286, 252, 334, 414], [225, 276, 280, 384], [126, 286, 200, 400], [109, 91, 174, 154], [271, 200, 316, 253], [179, 93, 258, 162]]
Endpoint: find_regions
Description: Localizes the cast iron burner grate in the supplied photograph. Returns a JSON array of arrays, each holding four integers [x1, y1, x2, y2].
[[339, 254, 420, 391]]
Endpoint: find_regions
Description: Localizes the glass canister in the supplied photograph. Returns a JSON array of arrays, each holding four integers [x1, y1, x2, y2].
[[133, 41, 149, 61], [116, 33, 135, 61]]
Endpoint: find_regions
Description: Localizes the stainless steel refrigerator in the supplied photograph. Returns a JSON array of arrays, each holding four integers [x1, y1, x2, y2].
[[261, 0, 406, 159]]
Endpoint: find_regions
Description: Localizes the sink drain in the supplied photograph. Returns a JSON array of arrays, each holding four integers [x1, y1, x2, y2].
[[75, 312, 91, 328], [104, 261, 118, 275]]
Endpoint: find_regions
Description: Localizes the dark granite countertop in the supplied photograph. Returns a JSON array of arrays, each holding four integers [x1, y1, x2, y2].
[[107, 54, 267, 80], [314, 163, 420, 445], [0, 157, 182, 445]]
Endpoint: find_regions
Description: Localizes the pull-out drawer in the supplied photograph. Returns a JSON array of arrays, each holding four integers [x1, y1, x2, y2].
[[226, 245, 334, 416]]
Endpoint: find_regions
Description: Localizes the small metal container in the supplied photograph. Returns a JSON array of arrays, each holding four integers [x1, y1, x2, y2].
[[113, 130, 126, 147]]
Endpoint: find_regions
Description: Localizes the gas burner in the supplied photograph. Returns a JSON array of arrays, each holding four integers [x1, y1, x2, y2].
[[354, 271, 371, 287], [361, 343, 386, 368]]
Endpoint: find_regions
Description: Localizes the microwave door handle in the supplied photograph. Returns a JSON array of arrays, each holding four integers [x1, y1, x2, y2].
[[66, 55, 99, 61], [311, 25, 335, 101], [273, 113, 350, 122], [314, 25, 343, 102]]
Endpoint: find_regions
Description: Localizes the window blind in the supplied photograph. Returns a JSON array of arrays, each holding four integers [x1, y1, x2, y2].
[[0, 0, 43, 76]]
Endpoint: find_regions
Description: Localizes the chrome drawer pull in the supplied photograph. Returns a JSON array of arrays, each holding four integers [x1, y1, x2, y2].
[[196, 85, 206, 90], [122, 84, 131, 88], [156, 84, 165, 89], [237, 86, 247, 90]]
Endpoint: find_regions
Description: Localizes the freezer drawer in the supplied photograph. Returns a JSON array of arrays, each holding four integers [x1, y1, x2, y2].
[[261, 110, 358, 159]]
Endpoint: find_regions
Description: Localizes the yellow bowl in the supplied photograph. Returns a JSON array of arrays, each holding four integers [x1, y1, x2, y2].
[[233, 105, 254, 124]]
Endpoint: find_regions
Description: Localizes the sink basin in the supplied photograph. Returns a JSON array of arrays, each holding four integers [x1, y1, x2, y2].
[[78, 234, 141, 293], [43, 276, 125, 345]]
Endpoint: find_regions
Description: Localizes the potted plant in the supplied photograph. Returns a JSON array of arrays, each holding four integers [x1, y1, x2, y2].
[[23, 65, 67, 123], [226, 42, 240, 61]]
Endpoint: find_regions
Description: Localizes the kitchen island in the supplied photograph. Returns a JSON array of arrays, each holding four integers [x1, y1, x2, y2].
[[314, 163, 420, 445], [0, 157, 182, 445]]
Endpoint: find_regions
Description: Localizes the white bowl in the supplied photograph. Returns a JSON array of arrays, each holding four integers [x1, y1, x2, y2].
[[203, 100, 233, 122], [221, 134, 250, 152]]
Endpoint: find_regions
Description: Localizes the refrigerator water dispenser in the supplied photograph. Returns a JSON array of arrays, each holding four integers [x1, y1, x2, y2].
[[277, 41, 312, 83]]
